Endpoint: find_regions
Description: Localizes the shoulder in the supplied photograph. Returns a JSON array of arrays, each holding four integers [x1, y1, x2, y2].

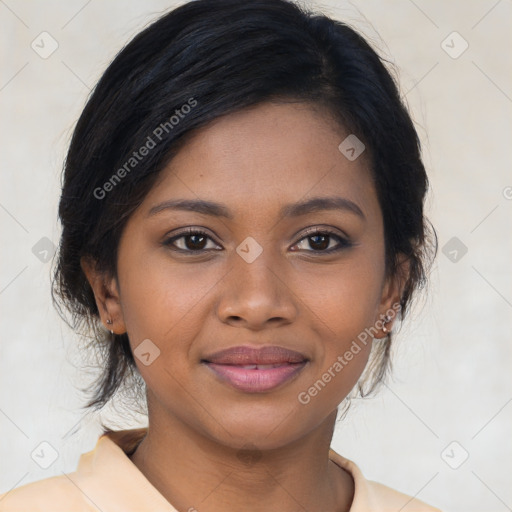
[[328, 449, 443, 512], [0, 428, 152, 512], [0, 474, 89, 512], [364, 480, 442, 511]]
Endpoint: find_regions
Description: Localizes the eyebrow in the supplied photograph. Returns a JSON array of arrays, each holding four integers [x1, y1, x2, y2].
[[280, 196, 365, 219], [147, 196, 365, 220], [148, 199, 233, 219]]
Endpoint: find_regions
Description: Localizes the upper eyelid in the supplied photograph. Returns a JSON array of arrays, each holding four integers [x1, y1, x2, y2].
[[297, 226, 349, 240], [166, 227, 221, 244]]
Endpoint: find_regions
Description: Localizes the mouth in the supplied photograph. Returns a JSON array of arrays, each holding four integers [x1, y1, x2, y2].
[[201, 345, 309, 393]]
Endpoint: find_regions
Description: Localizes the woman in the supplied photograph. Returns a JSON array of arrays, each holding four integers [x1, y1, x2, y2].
[[0, 0, 439, 510]]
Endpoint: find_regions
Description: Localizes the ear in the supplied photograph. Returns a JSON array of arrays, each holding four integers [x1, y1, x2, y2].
[[80, 255, 126, 334], [373, 253, 410, 339]]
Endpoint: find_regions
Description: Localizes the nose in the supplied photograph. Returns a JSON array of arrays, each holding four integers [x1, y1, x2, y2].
[[215, 249, 298, 330]]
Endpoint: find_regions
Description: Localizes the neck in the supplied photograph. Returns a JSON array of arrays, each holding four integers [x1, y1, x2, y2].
[[129, 408, 354, 512]]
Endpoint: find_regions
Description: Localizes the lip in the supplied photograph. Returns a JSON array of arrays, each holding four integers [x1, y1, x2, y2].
[[202, 345, 308, 393]]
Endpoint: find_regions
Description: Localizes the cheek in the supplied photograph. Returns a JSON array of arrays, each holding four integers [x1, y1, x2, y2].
[[295, 256, 384, 337], [292, 256, 384, 394], [117, 244, 180, 322], [116, 244, 226, 358]]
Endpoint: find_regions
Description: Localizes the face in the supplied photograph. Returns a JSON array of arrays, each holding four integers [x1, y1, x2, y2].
[[83, 101, 402, 450]]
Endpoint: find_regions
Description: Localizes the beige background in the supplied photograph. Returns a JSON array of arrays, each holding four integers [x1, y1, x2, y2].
[[1, 1, 511, 511]]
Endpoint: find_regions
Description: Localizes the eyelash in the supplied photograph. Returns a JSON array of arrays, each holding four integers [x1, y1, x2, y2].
[[162, 227, 352, 255]]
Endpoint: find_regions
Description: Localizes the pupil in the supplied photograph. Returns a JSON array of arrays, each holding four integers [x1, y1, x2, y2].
[[310, 234, 329, 250], [186, 234, 206, 250]]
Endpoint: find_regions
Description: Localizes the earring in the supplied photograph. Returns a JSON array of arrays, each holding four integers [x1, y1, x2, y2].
[[106, 318, 114, 335], [382, 315, 391, 334]]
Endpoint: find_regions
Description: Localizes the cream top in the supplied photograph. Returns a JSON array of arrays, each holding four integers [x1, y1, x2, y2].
[[0, 428, 441, 511]]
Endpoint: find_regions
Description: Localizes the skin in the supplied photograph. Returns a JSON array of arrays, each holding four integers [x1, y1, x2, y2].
[[82, 101, 405, 512]]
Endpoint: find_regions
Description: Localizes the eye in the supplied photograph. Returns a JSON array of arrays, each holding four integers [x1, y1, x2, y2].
[[163, 228, 222, 252], [291, 228, 352, 253]]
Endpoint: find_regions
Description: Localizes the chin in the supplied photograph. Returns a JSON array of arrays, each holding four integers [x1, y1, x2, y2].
[[200, 404, 327, 452]]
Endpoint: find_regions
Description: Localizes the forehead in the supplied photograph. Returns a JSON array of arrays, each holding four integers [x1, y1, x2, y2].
[[139, 101, 379, 222]]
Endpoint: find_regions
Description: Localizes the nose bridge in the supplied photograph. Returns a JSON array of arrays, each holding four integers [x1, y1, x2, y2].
[[237, 246, 277, 289], [215, 238, 296, 327]]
